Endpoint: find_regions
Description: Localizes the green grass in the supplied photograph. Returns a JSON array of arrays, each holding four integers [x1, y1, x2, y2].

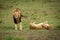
[[0, 0, 60, 40]]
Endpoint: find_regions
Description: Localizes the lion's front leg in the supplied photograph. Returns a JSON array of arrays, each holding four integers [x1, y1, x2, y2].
[[15, 24, 18, 30], [19, 22, 22, 30]]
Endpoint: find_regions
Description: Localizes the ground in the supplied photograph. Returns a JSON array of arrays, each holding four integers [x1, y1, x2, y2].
[[0, 0, 60, 40]]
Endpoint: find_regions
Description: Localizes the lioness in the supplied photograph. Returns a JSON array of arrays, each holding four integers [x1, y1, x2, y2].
[[30, 20, 53, 30]]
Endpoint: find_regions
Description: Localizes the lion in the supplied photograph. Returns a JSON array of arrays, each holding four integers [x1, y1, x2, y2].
[[30, 20, 53, 30], [13, 8, 23, 30], [30, 20, 43, 29]]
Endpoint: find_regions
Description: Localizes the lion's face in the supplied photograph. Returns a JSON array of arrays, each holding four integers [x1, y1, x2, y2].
[[13, 8, 21, 18]]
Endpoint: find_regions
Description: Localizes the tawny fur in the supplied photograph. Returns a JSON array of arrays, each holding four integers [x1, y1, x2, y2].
[[30, 20, 43, 29], [13, 8, 21, 18], [13, 8, 22, 30], [30, 20, 53, 30]]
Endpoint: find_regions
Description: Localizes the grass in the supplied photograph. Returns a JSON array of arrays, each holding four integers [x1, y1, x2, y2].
[[1, 30, 60, 40], [0, 0, 60, 40]]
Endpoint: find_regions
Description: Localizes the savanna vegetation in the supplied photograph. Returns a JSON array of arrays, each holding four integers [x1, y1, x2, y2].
[[0, 0, 60, 40]]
